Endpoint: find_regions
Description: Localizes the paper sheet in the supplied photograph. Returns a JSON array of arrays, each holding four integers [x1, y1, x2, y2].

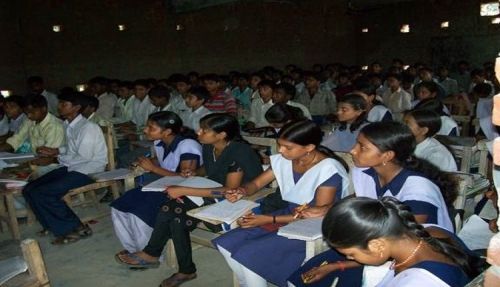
[[91, 168, 133, 182], [195, 200, 259, 224], [277, 217, 323, 241], [458, 214, 496, 250], [0, 256, 28, 285], [0, 152, 35, 160]]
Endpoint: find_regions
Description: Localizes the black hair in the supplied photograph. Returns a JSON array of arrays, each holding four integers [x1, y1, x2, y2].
[[265, 103, 304, 125], [278, 120, 348, 171], [88, 76, 108, 86], [401, 73, 415, 84], [385, 73, 401, 82], [291, 68, 303, 78], [360, 122, 457, 205], [473, 83, 493, 97], [168, 73, 190, 85], [337, 94, 368, 132], [83, 95, 99, 110], [202, 73, 220, 83], [148, 111, 183, 134], [323, 197, 478, 278], [275, 83, 296, 99], [5, 95, 26, 108], [27, 76, 43, 85], [238, 73, 249, 81], [119, 81, 134, 90], [352, 77, 375, 95], [257, 79, 276, 89], [188, 86, 210, 102], [405, 109, 441, 137], [470, 69, 485, 78], [134, 79, 150, 88], [199, 113, 241, 142], [303, 71, 322, 81], [149, 86, 171, 101], [415, 81, 439, 97], [25, 94, 48, 109], [57, 91, 87, 110], [109, 78, 121, 85], [414, 98, 446, 116]]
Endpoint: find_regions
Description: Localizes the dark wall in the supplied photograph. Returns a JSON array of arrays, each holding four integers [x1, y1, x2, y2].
[[0, 0, 356, 93]]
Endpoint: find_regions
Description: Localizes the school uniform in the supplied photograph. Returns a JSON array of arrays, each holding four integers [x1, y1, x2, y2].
[[295, 82, 305, 97], [23, 114, 108, 237], [296, 89, 336, 125], [476, 97, 492, 119], [186, 106, 211, 132], [141, 141, 262, 274], [0, 115, 9, 136], [41, 90, 59, 116], [453, 71, 471, 93], [9, 113, 27, 133], [469, 80, 495, 96], [232, 86, 253, 111], [437, 116, 459, 136], [169, 92, 191, 123], [367, 105, 393, 122], [415, 137, 457, 172], [214, 154, 349, 287], [382, 88, 412, 121], [111, 136, 202, 253], [412, 100, 451, 115], [353, 167, 453, 231], [95, 92, 118, 120], [247, 97, 273, 128], [321, 122, 368, 153], [132, 95, 156, 129], [438, 77, 459, 97], [286, 100, 312, 120], [111, 96, 136, 124], [479, 115, 499, 141]]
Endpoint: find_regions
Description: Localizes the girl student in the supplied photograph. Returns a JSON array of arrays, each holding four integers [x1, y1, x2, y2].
[[403, 109, 457, 172], [351, 78, 393, 122], [213, 120, 350, 287], [264, 103, 305, 137], [116, 113, 262, 287], [290, 197, 476, 287], [321, 93, 369, 152], [110, 111, 202, 254], [413, 86, 458, 136]]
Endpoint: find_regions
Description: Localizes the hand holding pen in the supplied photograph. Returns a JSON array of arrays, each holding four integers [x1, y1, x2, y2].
[[224, 187, 246, 202], [293, 203, 309, 219]]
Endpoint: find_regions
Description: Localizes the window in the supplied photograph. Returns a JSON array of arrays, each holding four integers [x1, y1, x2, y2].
[[440, 21, 449, 28], [480, 2, 500, 16], [118, 24, 126, 31], [400, 24, 410, 33], [52, 25, 62, 32]]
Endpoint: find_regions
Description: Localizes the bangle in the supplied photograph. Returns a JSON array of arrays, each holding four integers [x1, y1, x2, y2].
[[272, 215, 276, 224], [336, 261, 345, 272]]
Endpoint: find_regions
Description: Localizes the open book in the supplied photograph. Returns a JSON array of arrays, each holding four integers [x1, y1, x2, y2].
[[277, 217, 324, 241], [141, 176, 222, 206], [195, 200, 260, 224]]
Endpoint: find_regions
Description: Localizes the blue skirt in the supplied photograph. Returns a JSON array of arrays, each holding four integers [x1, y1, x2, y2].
[[110, 188, 168, 227]]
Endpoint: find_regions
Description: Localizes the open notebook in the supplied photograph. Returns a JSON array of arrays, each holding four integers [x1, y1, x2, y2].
[[277, 217, 324, 241], [195, 200, 260, 224], [141, 176, 222, 206]]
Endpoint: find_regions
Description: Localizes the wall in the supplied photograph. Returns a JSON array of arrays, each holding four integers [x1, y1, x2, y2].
[[0, 0, 356, 93], [354, 0, 500, 68]]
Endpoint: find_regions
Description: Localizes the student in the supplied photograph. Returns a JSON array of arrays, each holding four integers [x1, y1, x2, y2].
[[414, 99, 458, 136], [403, 109, 457, 172], [265, 103, 305, 136], [295, 72, 336, 125], [4, 95, 27, 134], [351, 121, 456, 230], [149, 86, 173, 112], [27, 76, 59, 115], [0, 97, 8, 137], [111, 111, 202, 254], [469, 69, 495, 96], [88, 76, 118, 120], [289, 197, 475, 287], [184, 86, 212, 132], [321, 94, 368, 153], [473, 83, 493, 120], [272, 82, 312, 120], [333, 72, 354, 99], [415, 67, 446, 99], [352, 78, 392, 122], [437, 66, 459, 97], [231, 73, 252, 112], [382, 73, 412, 121], [214, 120, 349, 287], [112, 81, 136, 124], [249, 72, 263, 101], [291, 69, 305, 96], [245, 80, 275, 129], [22, 91, 108, 244], [131, 79, 156, 131], [453, 60, 471, 93], [168, 74, 191, 123], [202, 74, 237, 116], [115, 113, 262, 287]]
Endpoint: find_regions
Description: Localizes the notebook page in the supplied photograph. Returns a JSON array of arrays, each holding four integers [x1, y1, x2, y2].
[[195, 200, 259, 224]]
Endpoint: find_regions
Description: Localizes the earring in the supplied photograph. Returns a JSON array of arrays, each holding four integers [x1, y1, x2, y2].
[[382, 161, 387, 166], [379, 251, 384, 258]]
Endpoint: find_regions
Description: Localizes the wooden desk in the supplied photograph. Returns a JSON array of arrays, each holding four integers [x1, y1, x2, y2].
[[0, 186, 23, 240]]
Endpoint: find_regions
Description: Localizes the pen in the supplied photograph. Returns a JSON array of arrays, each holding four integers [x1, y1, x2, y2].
[[293, 203, 308, 219]]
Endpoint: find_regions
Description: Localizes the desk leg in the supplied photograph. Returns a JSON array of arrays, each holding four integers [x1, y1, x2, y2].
[[5, 192, 21, 240], [124, 177, 135, 191], [0, 195, 6, 232], [305, 239, 325, 262]]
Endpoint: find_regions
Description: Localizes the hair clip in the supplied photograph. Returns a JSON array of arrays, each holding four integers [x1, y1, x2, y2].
[[169, 119, 175, 124]]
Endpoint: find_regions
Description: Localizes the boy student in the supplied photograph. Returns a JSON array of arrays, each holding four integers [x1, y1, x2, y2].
[[469, 69, 495, 96], [295, 71, 336, 125], [244, 80, 275, 129], [149, 86, 173, 112], [382, 73, 412, 121], [437, 66, 459, 97], [184, 86, 211, 131], [112, 81, 136, 124], [272, 82, 312, 120], [168, 74, 192, 123], [124, 79, 155, 135], [231, 73, 252, 112], [88, 76, 117, 120], [27, 76, 59, 116], [202, 73, 237, 116], [249, 72, 262, 101], [23, 91, 107, 245], [4, 95, 27, 134]]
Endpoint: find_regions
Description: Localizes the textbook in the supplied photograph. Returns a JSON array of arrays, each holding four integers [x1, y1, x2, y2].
[[277, 217, 324, 241], [195, 200, 260, 224], [141, 176, 222, 206]]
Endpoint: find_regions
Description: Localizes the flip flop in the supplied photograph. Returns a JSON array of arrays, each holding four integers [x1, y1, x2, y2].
[[51, 233, 80, 245], [159, 273, 197, 287], [115, 252, 160, 269], [76, 224, 93, 239], [36, 229, 50, 237]]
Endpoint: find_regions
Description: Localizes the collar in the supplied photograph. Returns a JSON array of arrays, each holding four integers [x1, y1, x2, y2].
[[37, 113, 52, 127], [156, 135, 184, 160], [362, 167, 416, 197], [13, 113, 26, 122], [66, 114, 84, 127], [193, 105, 206, 114], [88, 112, 96, 121]]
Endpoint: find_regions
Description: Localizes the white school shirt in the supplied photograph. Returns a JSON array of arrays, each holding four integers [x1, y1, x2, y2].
[[286, 100, 312, 120], [367, 105, 392, 122], [479, 116, 499, 141], [186, 106, 211, 132], [438, 77, 459, 96], [0, 114, 9, 136], [415, 137, 457, 172], [58, 114, 108, 174], [169, 92, 190, 123], [437, 116, 458, 136], [154, 137, 203, 171], [377, 267, 453, 287], [476, 97, 492, 119], [382, 88, 412, 121], [111, 96, 137, 124], [41, 90, 59, 116], [132, 95, 156, 128], [95, 92, 118, 120], [296, 89, 337, 116], [295, 82, 305, 97], [9, 113, 27, 133], [270, 154, 350, 203], [247, 97, 273, 128], [321, 123, 367, 153], [353, 167, 453, 232]]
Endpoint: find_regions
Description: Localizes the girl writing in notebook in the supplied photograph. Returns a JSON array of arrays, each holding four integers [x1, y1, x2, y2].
[[111, 111, 202, 255], [115, 113, 262, 287], [213, 120, 350, 287]]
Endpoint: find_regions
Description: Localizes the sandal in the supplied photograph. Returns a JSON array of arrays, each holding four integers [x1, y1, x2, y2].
[[159, 273, 197, 287], [51, 233, 80, 245], [115, 252, 160, 269], [36, 229, 49, 237], [76, 224, 93, 239]]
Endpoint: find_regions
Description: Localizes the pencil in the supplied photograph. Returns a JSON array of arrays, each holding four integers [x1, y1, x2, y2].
[[293, 203, 308, 219], [331, 277, 339, 287]]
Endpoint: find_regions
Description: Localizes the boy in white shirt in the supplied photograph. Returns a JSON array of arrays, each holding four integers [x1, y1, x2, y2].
[[27, 76, 59, 116], [184, 86, 211, 132], [382, 73, 412, 121], [112, 81, 136, 124], [4, 95, 27, 134], [121, 79, 156, 139], [245, 80, 275, 130], [89, 77, 118, 120], [23, 91, 107, 245], [149, 86, 173, 113], [272, 82, 312, 120]]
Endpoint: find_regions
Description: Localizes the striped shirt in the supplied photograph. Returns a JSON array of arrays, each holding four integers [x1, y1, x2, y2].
[[204, 91, 237, 115]]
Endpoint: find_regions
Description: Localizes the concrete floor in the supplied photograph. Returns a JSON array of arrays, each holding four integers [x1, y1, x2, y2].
[[0, 205, 235, 287]]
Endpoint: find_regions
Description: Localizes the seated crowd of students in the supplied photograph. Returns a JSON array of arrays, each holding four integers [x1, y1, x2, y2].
[[0, 59, 498, 287]]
